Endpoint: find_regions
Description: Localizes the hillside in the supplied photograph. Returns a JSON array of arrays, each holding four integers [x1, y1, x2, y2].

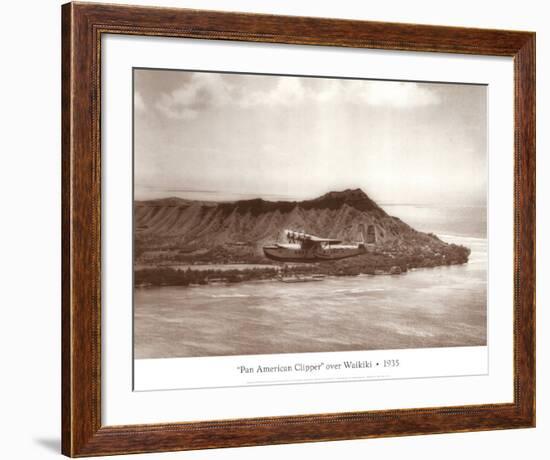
[[134, 189, 470, 270]]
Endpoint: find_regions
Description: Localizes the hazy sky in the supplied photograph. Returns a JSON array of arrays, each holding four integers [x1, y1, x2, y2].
[[134, 69, 487, 205]]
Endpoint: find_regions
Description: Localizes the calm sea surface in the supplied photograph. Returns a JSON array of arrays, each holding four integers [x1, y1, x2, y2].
[[382, 204, 487, 238], [134, 205, 487, 359]]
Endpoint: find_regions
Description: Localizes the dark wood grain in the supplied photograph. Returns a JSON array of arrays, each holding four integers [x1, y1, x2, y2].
[[61, 1, 536, 457]]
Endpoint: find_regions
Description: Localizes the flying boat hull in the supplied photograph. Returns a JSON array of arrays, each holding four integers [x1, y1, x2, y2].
[[263, 243, 367, 262]]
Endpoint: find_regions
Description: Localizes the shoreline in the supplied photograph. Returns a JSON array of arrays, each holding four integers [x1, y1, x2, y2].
[[135, 262, 473, 290], [134, 233, 476, 288]]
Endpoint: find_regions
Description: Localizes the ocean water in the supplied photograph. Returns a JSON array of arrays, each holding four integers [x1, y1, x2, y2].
[[383, 204, 487, 239], [134, 204, 487, 359]]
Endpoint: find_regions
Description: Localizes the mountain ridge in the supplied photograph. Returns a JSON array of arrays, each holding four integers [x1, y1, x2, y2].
[[135, 188, 392, 246], [135, 188, 385, 216], [134, 189, 469, 269]]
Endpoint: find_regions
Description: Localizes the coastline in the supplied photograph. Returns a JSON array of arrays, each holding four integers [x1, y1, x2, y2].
[[134, 236, 488, 358], [134, 233, 477, 288]]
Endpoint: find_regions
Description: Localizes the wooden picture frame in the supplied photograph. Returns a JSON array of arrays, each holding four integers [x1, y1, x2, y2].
[[61, 1, 535, 456]]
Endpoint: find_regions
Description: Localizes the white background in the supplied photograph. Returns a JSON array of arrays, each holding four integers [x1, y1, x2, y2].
[[0, 0, 546, 459], [103, 34, 512, 422]]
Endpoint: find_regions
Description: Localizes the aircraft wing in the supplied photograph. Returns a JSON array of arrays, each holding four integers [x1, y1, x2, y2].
[[285, 230, 342, 244], [308, 235, 342, 244]]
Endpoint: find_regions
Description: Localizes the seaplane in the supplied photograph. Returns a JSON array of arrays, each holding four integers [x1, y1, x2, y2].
[[263, 227, 374, 263]]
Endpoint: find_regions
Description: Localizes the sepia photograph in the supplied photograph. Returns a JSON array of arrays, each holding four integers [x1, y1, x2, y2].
[[133, 68, 487, 360], [54, 2, 537, 455]]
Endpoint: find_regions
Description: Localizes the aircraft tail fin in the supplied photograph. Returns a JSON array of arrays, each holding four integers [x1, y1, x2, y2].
[[359, 224, 366, 243], [359, 223, 376, 244], [366, 224, 375, 244]]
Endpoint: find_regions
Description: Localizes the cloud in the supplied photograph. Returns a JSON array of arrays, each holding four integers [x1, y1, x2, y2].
[[152, 73, 441, 120], [356, 81, 441, 107], [308, 79, 440, 107], [154, 73, 233, 119], [238, 78, 441, 109], [241, 78, 306, 108], [155, 102, 198, 120], [134, 91, 146, 112]]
